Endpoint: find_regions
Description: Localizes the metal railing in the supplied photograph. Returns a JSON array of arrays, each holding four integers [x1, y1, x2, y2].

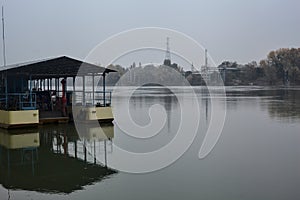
[[0, 93, 37, 110], [73, 91, 112, 107]]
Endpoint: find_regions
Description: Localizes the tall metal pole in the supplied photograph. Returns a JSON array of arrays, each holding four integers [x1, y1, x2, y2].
[[2, 6, 6, 67], [2, 6, 8, 109]]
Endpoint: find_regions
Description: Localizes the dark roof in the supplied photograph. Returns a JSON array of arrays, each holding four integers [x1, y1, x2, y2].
[[0, 56, 116, 79]]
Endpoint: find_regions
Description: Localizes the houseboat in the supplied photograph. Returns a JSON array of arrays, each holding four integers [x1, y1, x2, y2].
[[0, 56, 116, 128]]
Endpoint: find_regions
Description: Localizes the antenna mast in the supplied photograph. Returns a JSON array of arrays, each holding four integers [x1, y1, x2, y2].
[[163, 37, 171, 66], [205, 49, 208, 69], [202, 49, 210, 85], [165, 37, 171, 61]]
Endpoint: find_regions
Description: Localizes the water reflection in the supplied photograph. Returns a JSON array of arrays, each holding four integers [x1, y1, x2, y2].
[[130, 87, 178, 131], [0, 124, 116, 194], [224, 87, 300, 120], [0, 128, 39, 176], [113, 86, 182, 153], [264, 89, 300, 120], [0, 87, 299, 199]]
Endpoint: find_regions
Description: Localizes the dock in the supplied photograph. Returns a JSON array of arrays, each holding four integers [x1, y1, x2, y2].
[[0, 56, 116, 128]]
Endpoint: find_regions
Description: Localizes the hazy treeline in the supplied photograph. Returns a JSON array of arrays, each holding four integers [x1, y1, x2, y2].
[[101, 48, 300, 86], [260, 48, 300, 85], [216, 48, 300, 85]]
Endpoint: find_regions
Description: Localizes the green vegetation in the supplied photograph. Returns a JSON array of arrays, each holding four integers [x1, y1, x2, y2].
[[217, 48, 300, 86], [260, 48, 300, 85], [101, 48, 300, 86]]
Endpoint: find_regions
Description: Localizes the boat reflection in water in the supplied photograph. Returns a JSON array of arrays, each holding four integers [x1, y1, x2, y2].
[[0, 123, 116, 194]]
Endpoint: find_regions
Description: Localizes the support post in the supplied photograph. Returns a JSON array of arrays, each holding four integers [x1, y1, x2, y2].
[[50, 78, 52, 90], [103, 73, 106, 106], [73, 76, 76, 105], [82, 76, 85, 105], [57, 78, 60, 97], [54, 78, 57, 91], [74, 141, 77, 159], [29, 75, 32, 106], [92, 74, 95, 106]]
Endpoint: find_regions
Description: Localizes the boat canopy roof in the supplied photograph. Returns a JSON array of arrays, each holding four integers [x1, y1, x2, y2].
[[0, 56, 116, 79]]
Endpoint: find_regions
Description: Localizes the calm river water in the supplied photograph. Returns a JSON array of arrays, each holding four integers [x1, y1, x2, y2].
[[0, 86, 300, 200]]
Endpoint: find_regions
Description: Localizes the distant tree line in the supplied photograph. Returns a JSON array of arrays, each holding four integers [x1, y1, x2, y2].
[[260, 48, 300, 85], [218, 48, 300, 86], [100, 48, 300, 86], [101, 62, 186, 86]]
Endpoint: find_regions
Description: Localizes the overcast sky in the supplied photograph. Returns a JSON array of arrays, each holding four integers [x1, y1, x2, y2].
[[0, 0, 299, 67]]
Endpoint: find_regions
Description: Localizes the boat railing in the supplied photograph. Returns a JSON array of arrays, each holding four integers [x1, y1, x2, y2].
[[72, 91, 112, 107], [0, 93, 37, 111]]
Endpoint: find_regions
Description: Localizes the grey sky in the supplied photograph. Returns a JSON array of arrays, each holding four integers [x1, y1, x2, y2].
[[1, 0, 299, 67]]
